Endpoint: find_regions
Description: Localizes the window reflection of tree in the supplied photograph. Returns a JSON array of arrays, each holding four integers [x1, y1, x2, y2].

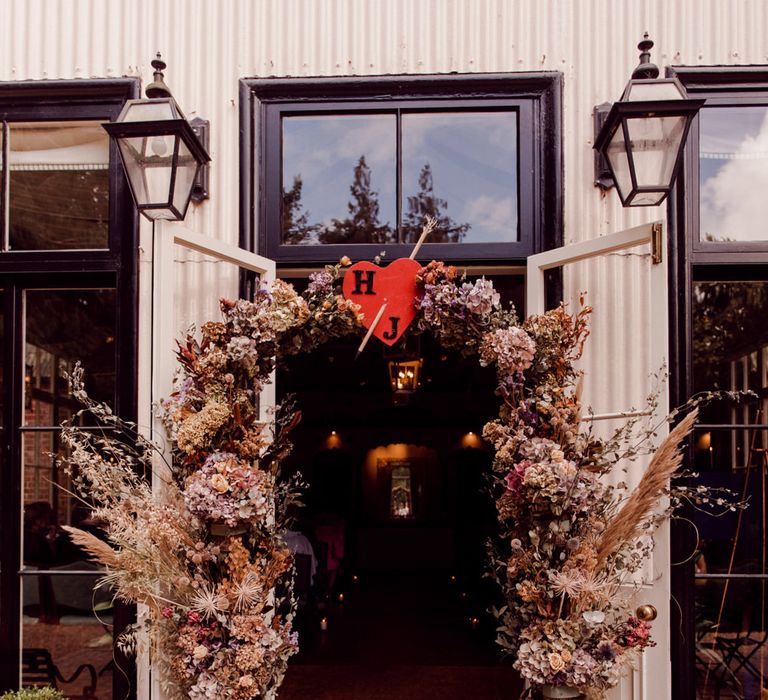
[[321, 156, 393, 244], [401, 163, 470, 244], [693, 282, 768, 392], [693, 282, 768, 468], [280, 157, 471, 245], [281, 175, 317, 245]]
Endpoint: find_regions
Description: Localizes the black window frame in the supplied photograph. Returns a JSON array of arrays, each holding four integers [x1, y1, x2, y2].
[[0, 79, 140, 699], [239, 73, 562, 265], [667, 65, 768, 700]]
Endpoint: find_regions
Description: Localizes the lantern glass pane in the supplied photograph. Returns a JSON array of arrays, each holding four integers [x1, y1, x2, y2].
[[121, 100, 176, 122], [625, 80, 685, 102], [119, 134, 175, 208], [171, 138, 198, 215], [625, 114, 686, 188], [605, 126, 633, 201], [627, 191, 667, 206], [118, 136, 150, 203]]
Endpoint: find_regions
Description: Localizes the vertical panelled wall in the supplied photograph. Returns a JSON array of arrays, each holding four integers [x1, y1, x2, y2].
[[2, 0, 766, 362], [1, 0, 767, 697]]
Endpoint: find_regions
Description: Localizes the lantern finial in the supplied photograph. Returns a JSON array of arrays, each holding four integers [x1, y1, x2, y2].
[[632, 33, 659, 80], [145, 52, 172, 99]]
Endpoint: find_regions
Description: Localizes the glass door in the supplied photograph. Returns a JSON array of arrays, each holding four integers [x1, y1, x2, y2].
[[1, 284, 119, 699]]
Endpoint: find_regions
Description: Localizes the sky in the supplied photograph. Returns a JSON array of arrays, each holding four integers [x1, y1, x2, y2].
[[699, 106, 768, 242]]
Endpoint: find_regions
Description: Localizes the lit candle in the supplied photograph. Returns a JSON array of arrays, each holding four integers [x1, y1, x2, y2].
[[320, 617, 328, 631], [338, 593, 345, 603], [471, 617, 480, 630], [352, 575, 359, 583]]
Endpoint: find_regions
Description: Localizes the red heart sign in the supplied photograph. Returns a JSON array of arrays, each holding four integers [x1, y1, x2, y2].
[[342, 257, 423, 346]]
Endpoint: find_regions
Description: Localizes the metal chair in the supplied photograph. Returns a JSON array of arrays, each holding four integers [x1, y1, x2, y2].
[[22, 647, 98, 700]]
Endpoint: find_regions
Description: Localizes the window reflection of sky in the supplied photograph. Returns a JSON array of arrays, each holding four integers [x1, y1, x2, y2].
[[282, 114, 397, 241], [402, 111, 518, 242], [700, 106, 768, 242], [282, 110, 518, 244]]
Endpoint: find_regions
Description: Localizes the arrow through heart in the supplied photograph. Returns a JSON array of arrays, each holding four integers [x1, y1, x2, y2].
[[342, 257, 423, 346]]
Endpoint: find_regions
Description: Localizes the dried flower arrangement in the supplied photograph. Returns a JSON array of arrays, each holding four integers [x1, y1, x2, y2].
[[60, 252, 728, 699], [483, 301, 742, 698]]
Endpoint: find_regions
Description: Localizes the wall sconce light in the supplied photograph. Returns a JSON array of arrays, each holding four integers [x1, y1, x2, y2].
[[593, 34, 704, 207], [103, 53, 211, 220]]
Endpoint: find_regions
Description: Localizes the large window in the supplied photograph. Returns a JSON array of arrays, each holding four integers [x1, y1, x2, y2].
[[0, 80, 139, 699], [669, 67, 768, 700], [241, 74, 562, 263], [5, 122, 110, 250]]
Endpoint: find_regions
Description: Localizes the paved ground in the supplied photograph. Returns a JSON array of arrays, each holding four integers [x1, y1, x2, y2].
[[280, 570, 523, 699]]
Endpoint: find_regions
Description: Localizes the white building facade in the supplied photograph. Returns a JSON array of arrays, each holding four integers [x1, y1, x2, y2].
[[1, 1, 767, 698]]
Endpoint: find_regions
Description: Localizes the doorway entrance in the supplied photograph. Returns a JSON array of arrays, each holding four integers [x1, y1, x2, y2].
[[276, 275, 524, 699]]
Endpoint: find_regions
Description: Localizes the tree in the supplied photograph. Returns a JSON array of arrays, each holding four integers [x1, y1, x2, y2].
[[320, 156, 393, 244], [401, 163, 470, 243], [281, 175, 317, 245]]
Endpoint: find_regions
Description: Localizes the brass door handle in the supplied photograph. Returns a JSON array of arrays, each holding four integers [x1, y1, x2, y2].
[[636, 604, 657, 621]]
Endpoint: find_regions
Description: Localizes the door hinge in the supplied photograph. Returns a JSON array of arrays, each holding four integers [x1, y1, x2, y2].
[[651, 222, 663, 265]]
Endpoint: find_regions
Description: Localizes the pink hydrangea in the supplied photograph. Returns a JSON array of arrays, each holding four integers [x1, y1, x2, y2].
[[479, 327, 536, 379]]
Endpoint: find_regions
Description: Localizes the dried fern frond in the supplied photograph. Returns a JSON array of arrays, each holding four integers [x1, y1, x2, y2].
[[62, 525, 120, 568], [595, 409, 698, 568]]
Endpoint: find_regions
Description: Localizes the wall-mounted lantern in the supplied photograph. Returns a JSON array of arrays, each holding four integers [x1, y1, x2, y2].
[[594, 34, 704, 207], [103, 54, 211, 221]]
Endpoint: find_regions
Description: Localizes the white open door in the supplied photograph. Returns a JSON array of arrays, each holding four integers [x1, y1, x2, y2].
[[140, 220, 277, 699], [527, 221, 670, 700]]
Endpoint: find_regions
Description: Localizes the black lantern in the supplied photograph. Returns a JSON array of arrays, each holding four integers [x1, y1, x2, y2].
[[384, 337, 423, 406], [594, 35, 704, 207], [389, 358, 422, 392], [103, 54, 210, 220]]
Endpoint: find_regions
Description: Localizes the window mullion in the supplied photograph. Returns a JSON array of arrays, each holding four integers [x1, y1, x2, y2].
[[2, 121, 8, 251], [396, 107, 402, 244]]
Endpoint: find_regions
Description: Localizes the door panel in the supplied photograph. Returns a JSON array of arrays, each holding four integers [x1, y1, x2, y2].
[[527, 222, 670, 700]]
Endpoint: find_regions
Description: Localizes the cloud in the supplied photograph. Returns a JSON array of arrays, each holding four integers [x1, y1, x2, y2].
[[700, 109, 768, 242], [461, 194, 517, 241], [282, 115, 397, 225]]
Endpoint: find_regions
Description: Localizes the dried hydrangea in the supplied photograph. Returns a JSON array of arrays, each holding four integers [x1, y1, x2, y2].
[[176, 401, 231, 454], [184, 452, 273, 528], [461, 277, 501, 316], [307, 270, 334, 295], [479, 326, 536, 380], [269, 279, 310, 334]]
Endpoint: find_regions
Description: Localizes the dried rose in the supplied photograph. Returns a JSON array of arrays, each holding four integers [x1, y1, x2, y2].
[[548, 652, 565, 672], [210, 473, 230, 493]]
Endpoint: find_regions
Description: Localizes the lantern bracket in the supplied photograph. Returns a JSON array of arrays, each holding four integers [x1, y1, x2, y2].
[[190, 117, 210, 202], [593, 102, 614, 190]]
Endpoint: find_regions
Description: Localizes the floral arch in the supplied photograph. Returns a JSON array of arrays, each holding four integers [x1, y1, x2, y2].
[[63, 257, 697, 700]]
